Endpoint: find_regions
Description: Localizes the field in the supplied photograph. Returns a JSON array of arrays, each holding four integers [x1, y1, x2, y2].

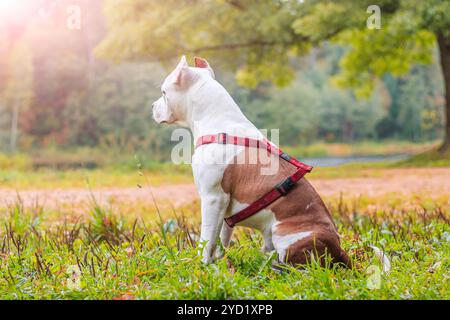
[[0, 146, 449, 299], [1, 0, 449, 302]]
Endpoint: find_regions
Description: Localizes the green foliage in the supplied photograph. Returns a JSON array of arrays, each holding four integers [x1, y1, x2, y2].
[[93, 0, 450, 151], [96, 0, 307, 86], [64, 62, 170, 152], [333, 27, 435, 98], [0, 153, 31, 171], [240, 69, 385, 144], [97, 0, 449, 96], [292, 2, 359, 42], [0, 196, 448, 299], [410, 0, 450, 36], [236, 53, 295, 88], [234, 45, 443, 144], [0, 39, 34, 149], [1, 40, 34, 110], [399, 149, 450, 167], [377, 62, 445, 140], [0, 0, 447, 155]]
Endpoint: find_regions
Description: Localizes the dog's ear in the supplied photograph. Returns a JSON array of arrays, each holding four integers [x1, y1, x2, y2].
[[194, 57, 215, 79], [177, 55, 188, 69], [173, 55, 197, 88], [194, 57, 208, 68]]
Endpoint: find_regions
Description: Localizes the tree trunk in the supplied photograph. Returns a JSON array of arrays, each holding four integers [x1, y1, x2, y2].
[[437, 33, 450, 153], [10, 103, 19, 151]]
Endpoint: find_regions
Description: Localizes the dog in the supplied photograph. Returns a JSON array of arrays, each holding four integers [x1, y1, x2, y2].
[[152, 56, 351, 267]]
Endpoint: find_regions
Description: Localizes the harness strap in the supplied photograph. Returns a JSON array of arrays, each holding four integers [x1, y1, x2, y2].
[[196, 133, 313, 228]]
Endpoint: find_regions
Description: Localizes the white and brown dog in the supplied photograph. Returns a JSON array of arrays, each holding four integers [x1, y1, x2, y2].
[[153, 56, 351, 267]]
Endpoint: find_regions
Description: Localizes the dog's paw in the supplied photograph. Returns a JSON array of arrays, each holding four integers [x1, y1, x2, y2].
[[261, 246, 275, 254], [215, 247, 225, 260], [201, 254, 214, 264], [271, 260, 285, 274]]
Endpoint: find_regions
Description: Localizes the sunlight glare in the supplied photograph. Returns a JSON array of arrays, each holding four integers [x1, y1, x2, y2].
[[0, 0, 31, 20], [0, 0, 19, 12]]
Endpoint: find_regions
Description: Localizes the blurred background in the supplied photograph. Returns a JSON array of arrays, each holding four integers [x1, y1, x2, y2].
[[1, 1, 449, 300], [0, 0, 449, 170]]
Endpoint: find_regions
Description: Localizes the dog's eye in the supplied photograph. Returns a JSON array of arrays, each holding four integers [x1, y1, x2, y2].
[[162, 90, 166, 96]]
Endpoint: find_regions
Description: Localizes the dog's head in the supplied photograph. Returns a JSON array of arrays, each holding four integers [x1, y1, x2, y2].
[[152, 56, 215, 126]]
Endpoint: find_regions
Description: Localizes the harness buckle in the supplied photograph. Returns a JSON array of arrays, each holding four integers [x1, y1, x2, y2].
[[280, 152, 291, 162], [275, 177, 296, 196], [217, 132, 227, 144]]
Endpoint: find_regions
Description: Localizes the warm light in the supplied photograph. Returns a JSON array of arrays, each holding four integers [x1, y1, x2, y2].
[[0, 0, 21, 13], [0, 0, 33, 21]]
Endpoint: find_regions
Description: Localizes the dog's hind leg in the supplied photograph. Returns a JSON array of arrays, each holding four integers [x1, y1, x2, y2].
[[262, 228, 275, 253], [199, 193, 230, 264]]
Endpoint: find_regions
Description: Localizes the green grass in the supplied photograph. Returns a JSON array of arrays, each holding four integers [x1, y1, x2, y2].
[[0, 195, 448, 300], [283, 140, 438, 158], [0, 167, 192, 189], [2, 141, 447, 189], [397, 149, 450, 167], [1, 143, 448, 299], [0, 150, 194, 189], [306, 148, 450, 179], [0, 140, 439, 171], [3, 150, 449, 189]]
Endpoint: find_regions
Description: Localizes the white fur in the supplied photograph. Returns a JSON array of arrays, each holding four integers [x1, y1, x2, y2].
[[152, 57, 278, 263], [272, 226, 312, 262], [191, 144, 238, 263], [230, 199, 276, 252], [152, 57, 266, 263]]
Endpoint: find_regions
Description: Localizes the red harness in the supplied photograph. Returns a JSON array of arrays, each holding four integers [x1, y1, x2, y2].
[[196, 133, 313, 228]]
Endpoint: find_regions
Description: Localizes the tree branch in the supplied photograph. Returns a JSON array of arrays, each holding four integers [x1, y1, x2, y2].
[[224, 0, 245, 10], [191, 41, 280, 53]]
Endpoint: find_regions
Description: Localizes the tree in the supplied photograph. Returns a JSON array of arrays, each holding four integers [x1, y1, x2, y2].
[[96, 0, 450, 152], [237, 52, 386, 145], [377, 63, 444, 141], [0, 2, 34, 151], [0, 40, 34, 150], [64, 62, 171, 156]]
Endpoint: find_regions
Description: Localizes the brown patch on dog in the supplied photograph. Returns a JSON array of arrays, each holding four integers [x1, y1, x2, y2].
[[284, 231, 351, 267], [221, 148, 350, 267]]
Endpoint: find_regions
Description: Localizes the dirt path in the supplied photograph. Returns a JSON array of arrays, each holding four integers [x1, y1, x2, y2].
[[0, 168, 449, 210]]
